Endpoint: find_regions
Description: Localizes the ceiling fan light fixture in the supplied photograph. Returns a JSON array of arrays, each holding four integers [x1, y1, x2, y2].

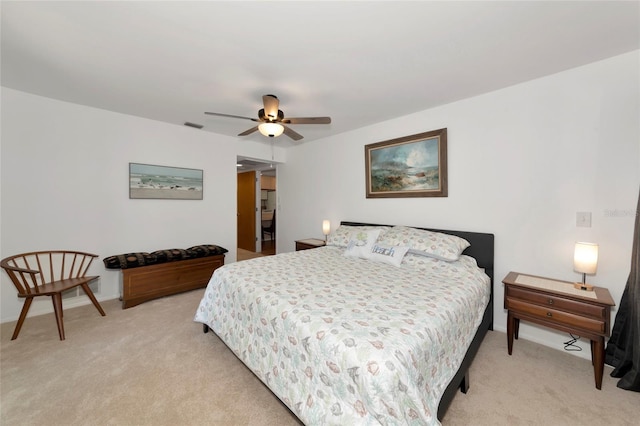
[[205, 94, 330, 141], [258, 122, 284, 138]]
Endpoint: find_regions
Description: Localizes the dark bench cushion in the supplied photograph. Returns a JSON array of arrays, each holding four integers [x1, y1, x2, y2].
[[187, 244, 228, 258], [152, 248, 190, 264], [103, 252, 157, 269], [103, 245, 228, 269]]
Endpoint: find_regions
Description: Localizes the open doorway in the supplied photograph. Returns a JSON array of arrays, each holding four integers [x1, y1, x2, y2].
[[237, 157, 277, 260]]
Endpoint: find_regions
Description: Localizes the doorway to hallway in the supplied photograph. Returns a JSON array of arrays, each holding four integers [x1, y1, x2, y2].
[[236, 157, 277, 257]]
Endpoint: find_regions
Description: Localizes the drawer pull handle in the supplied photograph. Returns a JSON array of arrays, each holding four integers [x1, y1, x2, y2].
[[546, 312, 553, 317], [548, 299, 554, 305]]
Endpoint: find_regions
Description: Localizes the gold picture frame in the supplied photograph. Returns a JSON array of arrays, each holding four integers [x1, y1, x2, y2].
[[365, 128, 447, 198]]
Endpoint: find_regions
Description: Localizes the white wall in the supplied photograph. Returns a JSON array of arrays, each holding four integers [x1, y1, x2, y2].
[[277, 51, 640, 359], [0, 89, 245, 322]]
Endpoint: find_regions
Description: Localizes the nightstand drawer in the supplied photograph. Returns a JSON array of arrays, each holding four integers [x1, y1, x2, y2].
[[506, 286, 606, 319], [506, 298, 606, 334]]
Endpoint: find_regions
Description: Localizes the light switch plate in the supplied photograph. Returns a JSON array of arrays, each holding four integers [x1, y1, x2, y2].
[[576, 212, 592, 227]]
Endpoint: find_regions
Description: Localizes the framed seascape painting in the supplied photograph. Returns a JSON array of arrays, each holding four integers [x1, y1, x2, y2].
[[129, 163, 203, 200], [365, 128, 448, 198]]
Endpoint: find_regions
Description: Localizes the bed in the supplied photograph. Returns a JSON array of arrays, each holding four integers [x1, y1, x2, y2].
[[195, 222, 494, 425]]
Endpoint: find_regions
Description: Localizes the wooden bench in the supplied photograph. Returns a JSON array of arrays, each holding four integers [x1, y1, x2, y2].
[[1, 250, 105, 340], [120, 255, 224, 309], [103, 245, 227, 309]]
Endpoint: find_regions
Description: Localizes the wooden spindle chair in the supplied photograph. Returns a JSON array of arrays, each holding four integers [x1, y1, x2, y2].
[[1, 250, 106, 340]]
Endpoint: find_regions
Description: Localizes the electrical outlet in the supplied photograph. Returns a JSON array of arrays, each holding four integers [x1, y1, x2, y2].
[[576, 212, 592, 227]]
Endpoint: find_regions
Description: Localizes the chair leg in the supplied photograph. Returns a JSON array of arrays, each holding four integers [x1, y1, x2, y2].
[[51, 293, 65, 341], [80, 283, 106, 316], [11, 297, 34, 340]]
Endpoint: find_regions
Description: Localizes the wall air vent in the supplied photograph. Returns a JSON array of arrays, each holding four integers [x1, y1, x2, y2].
[[184, 122, 204, 129]]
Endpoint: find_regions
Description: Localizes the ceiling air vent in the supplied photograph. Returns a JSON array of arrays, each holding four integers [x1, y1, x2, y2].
[[184, 122, 203, 129]]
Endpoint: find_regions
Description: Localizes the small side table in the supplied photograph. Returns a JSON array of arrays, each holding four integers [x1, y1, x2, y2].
[[295, 238, 326, 251], [502, 271, 615, 389]]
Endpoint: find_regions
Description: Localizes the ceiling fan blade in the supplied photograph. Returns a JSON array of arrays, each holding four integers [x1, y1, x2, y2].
[[282, 117, 331, 125], [282, 125, 304, 141], [238, 126, 259, 136], [262, 95, 280, 121], [205, 112, 259, 122]]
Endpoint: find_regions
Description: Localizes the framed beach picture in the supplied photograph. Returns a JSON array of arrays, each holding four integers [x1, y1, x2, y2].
[[365, 128, 447, 198], [129, 163, 203, 200]]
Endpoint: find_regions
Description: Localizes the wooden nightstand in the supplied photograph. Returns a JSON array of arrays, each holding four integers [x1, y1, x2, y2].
[[295, 238, 326, 251], [502, 271, 615, 389]]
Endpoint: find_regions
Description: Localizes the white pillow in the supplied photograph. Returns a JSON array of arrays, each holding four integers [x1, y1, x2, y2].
[[366, 243, 409, 267], [327, 225, 388, 248], [378, 226, 470, 261], [344, 229, 381, 259]]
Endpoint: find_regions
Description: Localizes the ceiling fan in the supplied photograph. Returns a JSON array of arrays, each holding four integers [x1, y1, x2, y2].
[[205, 94, 331, 141]]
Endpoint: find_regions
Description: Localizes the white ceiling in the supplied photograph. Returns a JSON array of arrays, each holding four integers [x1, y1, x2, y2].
[[2, 1, 639, 147]]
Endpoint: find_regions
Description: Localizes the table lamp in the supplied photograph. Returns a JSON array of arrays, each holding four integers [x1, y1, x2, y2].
[[573, 242, 598, 291], [322, 220, 331, 243]]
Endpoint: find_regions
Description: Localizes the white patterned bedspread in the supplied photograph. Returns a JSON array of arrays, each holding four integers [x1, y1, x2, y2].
[[194, 246, 490, 425]]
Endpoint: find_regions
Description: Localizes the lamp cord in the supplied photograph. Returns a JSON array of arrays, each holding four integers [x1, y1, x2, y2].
[[563, 333, 582, 351]]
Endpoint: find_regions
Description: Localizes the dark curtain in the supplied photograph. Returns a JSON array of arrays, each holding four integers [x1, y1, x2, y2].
[[605, 187, 640, 391]]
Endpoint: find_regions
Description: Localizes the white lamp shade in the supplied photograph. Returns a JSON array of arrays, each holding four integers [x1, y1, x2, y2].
[[258, 122, 284, 137], [322, 220, 331, 236], [574, 242, 598, 274]]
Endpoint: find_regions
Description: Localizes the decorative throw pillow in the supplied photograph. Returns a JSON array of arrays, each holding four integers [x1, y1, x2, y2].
[[366, 243, 410, 267], [378, 226, 470, 261], [151, 248, 190, 263], [327, 225, 389, 248], [102, 252, 157, 269], [187, 244, 228, 258], [344, 229, 381, 259]]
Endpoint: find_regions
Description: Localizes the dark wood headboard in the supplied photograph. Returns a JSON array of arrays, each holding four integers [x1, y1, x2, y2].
[[340, 221, 495, 289]]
